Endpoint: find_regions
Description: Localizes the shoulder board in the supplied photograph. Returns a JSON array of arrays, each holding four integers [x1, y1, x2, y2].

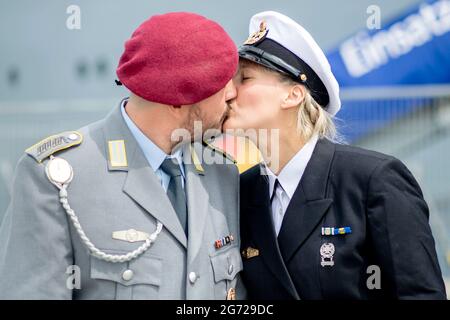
[[202, 140, 236, 164], [25, 131, 83, 163]]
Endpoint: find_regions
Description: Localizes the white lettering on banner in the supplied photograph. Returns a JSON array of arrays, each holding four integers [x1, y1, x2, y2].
[[340, 0, 450, 77]]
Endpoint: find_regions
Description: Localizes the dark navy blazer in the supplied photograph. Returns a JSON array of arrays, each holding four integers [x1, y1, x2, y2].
[[240, 138, 446, 300]]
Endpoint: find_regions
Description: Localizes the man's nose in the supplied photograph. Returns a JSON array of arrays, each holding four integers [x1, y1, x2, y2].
[[224, 79, 237, 102]]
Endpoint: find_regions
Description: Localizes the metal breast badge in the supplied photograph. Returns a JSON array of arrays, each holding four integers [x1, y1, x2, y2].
[[45, 156, 73, 189], [320, 242, 335, 267]]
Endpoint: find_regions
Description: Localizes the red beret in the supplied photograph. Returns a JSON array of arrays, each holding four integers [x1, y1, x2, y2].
[[116, 12, 238, 105]]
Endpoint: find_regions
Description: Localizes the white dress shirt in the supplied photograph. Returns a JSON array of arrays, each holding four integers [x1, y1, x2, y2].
[[265, 135, 319, 236]]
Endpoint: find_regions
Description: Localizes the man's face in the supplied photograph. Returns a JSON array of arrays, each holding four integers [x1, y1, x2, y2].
[[186, 79, 237, 140]]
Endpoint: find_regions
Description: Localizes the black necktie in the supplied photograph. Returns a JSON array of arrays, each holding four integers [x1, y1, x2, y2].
[[271, 179, 280, 203], [160, 158, 188, 235]]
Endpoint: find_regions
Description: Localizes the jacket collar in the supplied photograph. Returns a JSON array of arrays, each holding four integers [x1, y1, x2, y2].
[[101, 103, 188, 247]]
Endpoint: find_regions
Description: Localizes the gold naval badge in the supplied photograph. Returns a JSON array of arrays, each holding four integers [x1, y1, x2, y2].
[[242, 247, 259, 259], [244, 21, 268, 45]]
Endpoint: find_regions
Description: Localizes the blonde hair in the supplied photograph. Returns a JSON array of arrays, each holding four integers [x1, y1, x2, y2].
[[295, 89, 337, 142]]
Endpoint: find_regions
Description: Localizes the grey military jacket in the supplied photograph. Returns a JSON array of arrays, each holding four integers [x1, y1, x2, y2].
[[0, 104, 245, 300]]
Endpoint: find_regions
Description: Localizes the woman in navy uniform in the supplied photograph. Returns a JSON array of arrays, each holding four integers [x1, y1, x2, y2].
[[223, 11, 446, 299]]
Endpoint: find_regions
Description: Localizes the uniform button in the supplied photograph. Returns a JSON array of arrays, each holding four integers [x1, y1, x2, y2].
[[68, 133, 79, 141], [189, 272, 197, 284], [122, 269, 134, 281], [228, 264, 234, 275]]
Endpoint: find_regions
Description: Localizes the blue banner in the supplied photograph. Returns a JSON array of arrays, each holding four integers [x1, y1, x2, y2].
[[327, 0, 450, 87]]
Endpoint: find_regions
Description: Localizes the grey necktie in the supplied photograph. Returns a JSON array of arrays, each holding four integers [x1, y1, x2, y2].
[[160, 157, 188, 235]]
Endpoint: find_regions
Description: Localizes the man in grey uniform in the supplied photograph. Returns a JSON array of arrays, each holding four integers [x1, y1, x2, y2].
[[0, 12, 245, 299]]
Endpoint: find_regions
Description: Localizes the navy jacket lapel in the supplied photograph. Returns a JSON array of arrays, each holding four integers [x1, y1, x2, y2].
[[245, 167, 300, 299], [277, 138, 335, 262]]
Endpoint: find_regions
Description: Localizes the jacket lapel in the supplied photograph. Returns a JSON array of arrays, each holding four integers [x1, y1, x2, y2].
[[183, 142, 211, 264], [102, 104, 187, 248], [246, 167, 300, 299], [277, 138, 335, 262]]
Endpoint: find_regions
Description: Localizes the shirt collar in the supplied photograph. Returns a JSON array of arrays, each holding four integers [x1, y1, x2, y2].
[[120, 98, 184, 176], [266, 134, 319, 199]]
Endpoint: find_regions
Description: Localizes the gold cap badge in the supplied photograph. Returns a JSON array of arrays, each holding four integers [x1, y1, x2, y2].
[[244, 21, 268, 45]]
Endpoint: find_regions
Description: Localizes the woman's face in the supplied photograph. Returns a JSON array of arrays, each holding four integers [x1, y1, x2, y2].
[[223, 60, 288, 133]]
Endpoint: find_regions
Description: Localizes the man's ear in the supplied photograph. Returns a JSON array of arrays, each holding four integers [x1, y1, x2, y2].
[[281, 84, 306, 110]]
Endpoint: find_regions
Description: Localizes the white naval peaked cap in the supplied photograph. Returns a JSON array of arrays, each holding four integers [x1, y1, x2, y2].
[[240, 11, 341, 116]]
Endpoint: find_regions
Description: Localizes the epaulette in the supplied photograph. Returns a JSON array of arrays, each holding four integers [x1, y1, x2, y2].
[[202, 140, 236, 164], [25, 131, 83, 163]]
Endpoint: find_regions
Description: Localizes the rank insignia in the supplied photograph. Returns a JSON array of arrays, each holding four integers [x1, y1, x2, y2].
[[108, 140, 128, 168], [321, 226, 352, 236], [244, 20, 268, 45], [26, 131, 83, 163], [214, 234, 235, 249]]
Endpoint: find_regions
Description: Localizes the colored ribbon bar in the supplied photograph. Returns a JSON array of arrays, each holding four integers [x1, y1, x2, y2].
[[321, 227, 352, 236], [215, 235, 235, 249]]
